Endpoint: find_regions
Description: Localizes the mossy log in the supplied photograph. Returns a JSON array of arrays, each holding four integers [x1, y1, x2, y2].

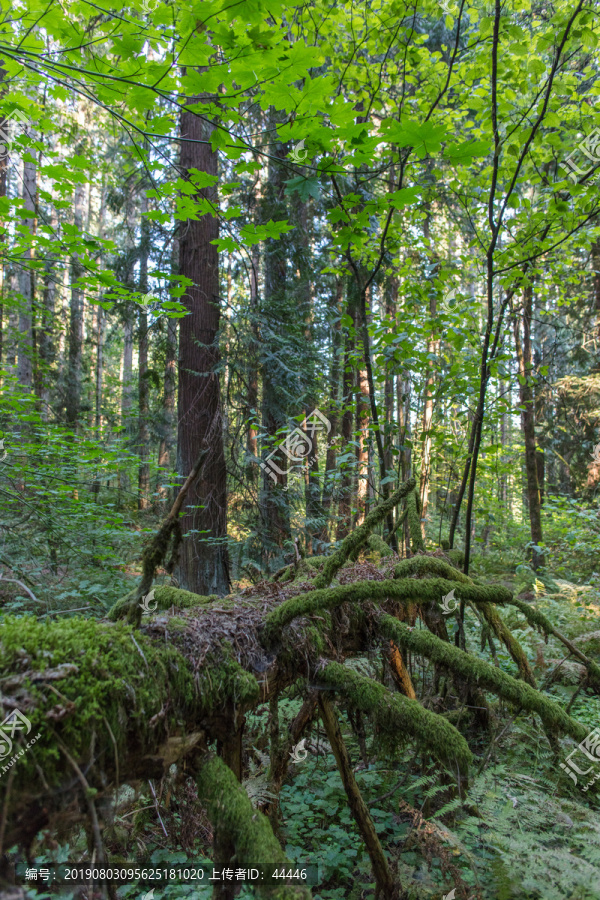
[[1, 488, 595, 896], [318, 661, 472, 774], [262, 577, 515, 648], [378, 615, 588, 743], [196, 755, 311, 900]]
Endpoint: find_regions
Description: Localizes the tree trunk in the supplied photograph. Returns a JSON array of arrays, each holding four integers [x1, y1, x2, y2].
[[320, 277, 343, 543], [258, 111, 291, 562], [336, 295, 356, 541], [176, 95, 229, 595], [17, 153, 36, 389], [513, 286, 545, 570], [138, 201, 150, 511], [157, 237, 179, 495], [65, 181, 85, 425]]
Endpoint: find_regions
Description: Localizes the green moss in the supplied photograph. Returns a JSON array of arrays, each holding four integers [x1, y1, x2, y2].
[[108, 585, 219, 620], [406, 489, 425, 553], [262, 577, 515, 647], [365, 534, 394, 558], [447, 549, 465, 569], [320, 661, 472, 773], [394, 556, 470, 584], [196, 755, 311, 899], [313, 478, 415, 589], [379, 615, 587, 743], [478, 601, 536, 686], [196, 646, 260, 713], [0, 615, 197, 790]]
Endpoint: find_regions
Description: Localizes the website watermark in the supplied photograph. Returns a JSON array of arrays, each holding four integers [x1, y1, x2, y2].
[[135, 292, 161, 309], [289, 140, 308, 165], [559, 727, 600, 792], [0, 110, 32, 161], [139, 589, 158, 614], [289, 738, 308, 764], [563, 130, 600, 184], [441, 588, 458, 615], [261, 408, 332, 485], [0, 708, 40, 777]]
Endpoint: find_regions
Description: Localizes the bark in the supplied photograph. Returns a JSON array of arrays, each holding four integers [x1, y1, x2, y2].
[[247, 239, 260, 462], [259, 110, 291, 559], [176, 94, 230, 595], [65, 181, 85, 426], [319, 277, 343, 543], [419, 241, 438, 537], [157, 237, 178, 492], [138, 201, 150, 511], [336, 296, 356, 541], [17, 152, 36, 389], [513, 285, 545, 570], [355, 292, 370, 527], [39, 209, 58, 420]]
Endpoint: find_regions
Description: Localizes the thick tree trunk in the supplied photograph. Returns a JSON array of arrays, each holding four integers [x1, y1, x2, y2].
[[513, 286, 545, 570], [259, 111, 291, 561], [176, 96, 229, 595]]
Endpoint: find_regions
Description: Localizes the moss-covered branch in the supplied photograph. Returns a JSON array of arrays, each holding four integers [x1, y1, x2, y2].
[[262, 577, 515, 647], [319, 661, 472, 773], [509, 597, 600, 689], [477, 602, 536, 686], [318, 695, 400, 900], [312, 478, 415, 589], [394, 556, 471, 584], [196, 755, 311, 900], [406, 489, 425, 553], [378, 615, 587, 743], [108, 585, 219, 621]]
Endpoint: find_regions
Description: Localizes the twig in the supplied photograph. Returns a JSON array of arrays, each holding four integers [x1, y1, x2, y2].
[[0, 574, 42, 603], [148, 779, 168, 838]]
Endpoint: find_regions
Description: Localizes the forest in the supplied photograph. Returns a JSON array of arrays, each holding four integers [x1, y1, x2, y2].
[[1, 0, 600, 898]]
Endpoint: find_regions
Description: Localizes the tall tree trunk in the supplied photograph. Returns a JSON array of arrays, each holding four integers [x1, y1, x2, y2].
[[419, 214, 438, 538], [17, 153, 36, 389], [513, 286, 545, 570], [259, 111, 291, 561], [320, 277, 343, 543], [65, 181, 85, 425], [157, 236, 179, 494], [137, 201, 150, 511], [176, 95, 229, 595], [94, 306, 103, 439], [355, 358, 369, 527], [121, 318, 134, 426], [336, 296, 356, 541], [39, 209, 58, 420]]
